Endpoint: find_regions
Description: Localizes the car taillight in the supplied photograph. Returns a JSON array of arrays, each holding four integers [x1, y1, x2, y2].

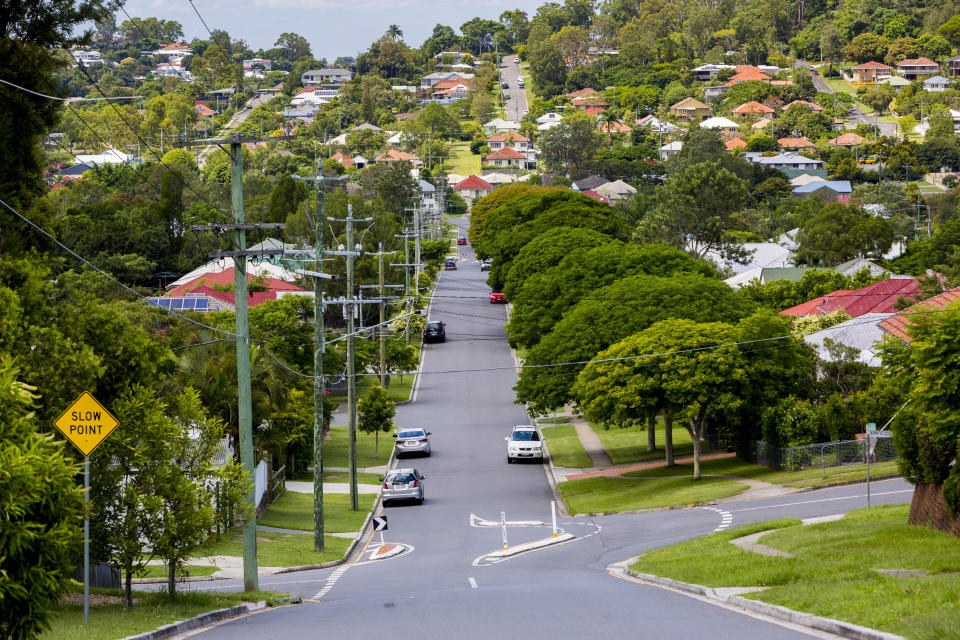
[[419, 438, 429, 443], [395, 440, 402, 444], [412, 480, 418, 488], [383, 482, 389, 489]]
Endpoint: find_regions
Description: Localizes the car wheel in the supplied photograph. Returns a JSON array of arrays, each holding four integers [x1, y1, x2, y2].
[[416, 496, 424, 505], [507, 456, 513, 464]]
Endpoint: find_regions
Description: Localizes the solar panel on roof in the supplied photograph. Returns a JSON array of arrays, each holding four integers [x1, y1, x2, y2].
[[172, 299, 184, 310], [159, 299, 173, 308], [195, 298, 209, 310]]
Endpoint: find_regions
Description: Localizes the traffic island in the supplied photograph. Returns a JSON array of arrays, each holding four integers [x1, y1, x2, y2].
[[485, 533, 575, 558]]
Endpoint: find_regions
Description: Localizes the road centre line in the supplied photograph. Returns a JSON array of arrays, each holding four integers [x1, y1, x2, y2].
[[468, 577, 478, 589], [728, 489, 912, 513]]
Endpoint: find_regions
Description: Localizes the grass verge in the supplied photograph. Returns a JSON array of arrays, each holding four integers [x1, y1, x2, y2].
[[542, 425, 592, 468], [590, 421, 698, 465], [135, 564, 219, 579], [259, 491, 375, 533], [631, 505, 960, 640], [41, 588, 288, 640], [323, 424, 393, 469], [620, 456, 899, 488], [558, 475, 747, 514], [199, 529, 351, 567]]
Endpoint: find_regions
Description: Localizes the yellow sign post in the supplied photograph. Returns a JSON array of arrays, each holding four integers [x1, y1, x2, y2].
[[54, 391, 119, 456], [55, 392, 119, 625]]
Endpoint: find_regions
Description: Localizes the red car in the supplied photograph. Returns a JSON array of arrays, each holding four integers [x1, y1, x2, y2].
[[490, 292, 506, 304], [457, 237, 467, 245]]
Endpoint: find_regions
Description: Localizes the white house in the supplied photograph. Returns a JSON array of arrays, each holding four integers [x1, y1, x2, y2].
[[659, 141, 683, 160], [302, 68, 353, 85], [700, 116, 740, 134], [71, 49, 103, 65], [483, 118, 520, 135], [536, 112, 563, 125], [924, 75, 951, 93]]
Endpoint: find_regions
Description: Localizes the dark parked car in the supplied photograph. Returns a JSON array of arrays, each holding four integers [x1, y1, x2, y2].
[[424, 320, 446, 343], [444, 258, 457, 270]]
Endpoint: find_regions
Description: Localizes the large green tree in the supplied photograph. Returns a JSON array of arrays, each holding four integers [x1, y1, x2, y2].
[[537, 111, 604, 174], [794, 203, 894, 266], [515, 274, 755, 414], [0, 358, 84, 639], [507, 241, 715, 349], [477, 190, 630, 291]]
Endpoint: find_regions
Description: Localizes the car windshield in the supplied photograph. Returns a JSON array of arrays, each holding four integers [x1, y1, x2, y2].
[[388, 473, 416, 483], [512, 430, 539, 441], [427, 322, 442, 329], [398, 430, 423, 439]]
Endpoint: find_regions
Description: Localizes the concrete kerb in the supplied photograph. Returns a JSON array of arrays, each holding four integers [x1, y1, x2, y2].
[[486, 533, 575, 558], [119, 602, 267, 640], [503, 302, 572, 518], [622, 568, 906, 640]]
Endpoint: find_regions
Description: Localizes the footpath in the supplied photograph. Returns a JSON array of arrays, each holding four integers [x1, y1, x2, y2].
[[542, 406, 803, 504]]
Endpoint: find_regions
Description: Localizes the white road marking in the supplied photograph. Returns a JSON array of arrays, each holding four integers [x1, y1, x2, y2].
[[729, 489, 912, 513], [468, 577, 478, 589], [469, 513, 544, 528], [701, 506, 734, 532], [312, 566, 350, 600]]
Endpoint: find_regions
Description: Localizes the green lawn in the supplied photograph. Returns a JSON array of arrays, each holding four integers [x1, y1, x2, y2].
[[590, 420, 699, 465], [322, 471, 382, 484], [632, 505, 960, 640], [536, 416, 572, 426], [824, 77, 856, 94], [41, 589, 289, 640], [447, 141, 480, 175], [622, 456, 900, 488], [259, 491, 375, 533], [199, 529, 351, 567], [385, 371, 415, 402], [323, 424, 393, 469], [135, 564, 219, 579], [558, 475, 748, 514], [542, 425, 592, 468]]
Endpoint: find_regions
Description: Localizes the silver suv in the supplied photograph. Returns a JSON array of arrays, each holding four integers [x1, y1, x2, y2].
[[505, 425, 543, 463]]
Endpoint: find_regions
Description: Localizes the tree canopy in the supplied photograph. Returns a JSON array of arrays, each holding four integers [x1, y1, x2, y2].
[[515, 273, 755, 413]]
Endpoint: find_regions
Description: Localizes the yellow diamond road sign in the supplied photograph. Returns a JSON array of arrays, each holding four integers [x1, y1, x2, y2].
[[54, 392, 119, 456]]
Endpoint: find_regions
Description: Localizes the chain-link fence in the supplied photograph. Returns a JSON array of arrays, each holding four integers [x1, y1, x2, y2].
[[756, 433, 897, 474]]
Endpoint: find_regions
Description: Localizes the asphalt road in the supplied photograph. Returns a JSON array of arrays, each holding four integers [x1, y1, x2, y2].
[[848, 107, 899, 138], [197, 94, 269, 166], [499, 57, 528, 123], [185, 216, 913, 639]]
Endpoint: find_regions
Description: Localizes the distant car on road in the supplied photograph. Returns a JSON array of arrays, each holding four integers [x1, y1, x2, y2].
[[380, 468, 425, 505], [457, 236, 467, 245], [480, 260, 491, 271], [490, 292, 506, 303], [444, 257, 457, 270], [394, 428, 431, 457], [517, 79, 524, 88], [514, 57, 520, 63], [504, 93, 511, 100], [501, 81, 509, 89], [424, 320, 446, 342], [506, 425, 543, 463]]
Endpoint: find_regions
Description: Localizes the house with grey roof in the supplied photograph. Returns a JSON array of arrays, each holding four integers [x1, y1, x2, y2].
[[302, 68, 353, 85], [741, 152, 824, 172]]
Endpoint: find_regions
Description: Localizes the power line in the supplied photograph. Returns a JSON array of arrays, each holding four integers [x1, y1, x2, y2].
[[0, 77, 141, 102], [0, 196, 237, 338]]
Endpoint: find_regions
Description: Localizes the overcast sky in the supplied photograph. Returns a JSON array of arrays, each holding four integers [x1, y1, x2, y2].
[[120, 0, 544, 61]]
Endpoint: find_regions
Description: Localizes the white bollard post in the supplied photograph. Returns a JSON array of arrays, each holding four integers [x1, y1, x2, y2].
[[551, 500, 557, 537], [501, 511, 508, 550]]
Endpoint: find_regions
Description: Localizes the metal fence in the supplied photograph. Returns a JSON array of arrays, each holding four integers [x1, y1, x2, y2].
[[756, 434, 897, 475], [72, 562, 120, 589]]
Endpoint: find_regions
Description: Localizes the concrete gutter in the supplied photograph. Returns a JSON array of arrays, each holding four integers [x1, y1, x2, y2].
[[620, 567, 906, 640], [486, 533, 575, 558], [119, 602, 267, 640]]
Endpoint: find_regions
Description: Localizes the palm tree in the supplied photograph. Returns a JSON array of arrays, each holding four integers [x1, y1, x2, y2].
[[386, 25, 403, 41]]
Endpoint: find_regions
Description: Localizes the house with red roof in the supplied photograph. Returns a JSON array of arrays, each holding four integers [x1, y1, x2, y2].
[[194, 103, 215, 116], [582, 189, 610, 204], [453, 175, 494, 202], [374, 149, 422, 168], [877, 286, 960, 344], [725, 137, 747, 151], [780, 278, 924, 318], [598, 120, 631, 133], [166, 268, 304, 299], [484, 146, 526, 169], [330, 151, 353, 169], [733, 101, 774, 118], [567, 87, 598, 99], [778, 137, 816, 151], [486, 133, 530, 153], [897, 57, 940, 80], [828, 132, 866, 147], [851, 61, 892, 83], [572, 94, 610, 110], [724, 70, 771, 87]]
